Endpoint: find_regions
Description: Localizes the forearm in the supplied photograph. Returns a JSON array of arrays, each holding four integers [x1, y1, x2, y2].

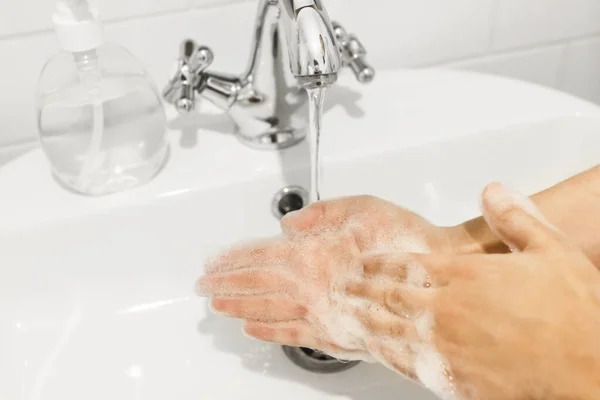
[[452, 165, 600, 266]]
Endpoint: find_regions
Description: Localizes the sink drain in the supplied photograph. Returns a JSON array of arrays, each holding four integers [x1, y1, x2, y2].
[[274, 187, 358, 372], [274, 187, 358, 373], [282, 346, 360, 373], [272, 186, 309, 219]]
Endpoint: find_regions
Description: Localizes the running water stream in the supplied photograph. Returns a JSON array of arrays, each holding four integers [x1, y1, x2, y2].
[[305, 86, 327, 203]]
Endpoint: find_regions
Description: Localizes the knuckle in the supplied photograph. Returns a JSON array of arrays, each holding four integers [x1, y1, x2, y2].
[[384, 288, 403, 310], [286, 203, 324, 231], [346, 282, 365, 297], [305, 202, 327, 220], [296, 305, 308, 317], [387, 322, 406, 336], [362, 259, 381, 275], [287, 302, 308, 318], [286, 327, 300, 343]]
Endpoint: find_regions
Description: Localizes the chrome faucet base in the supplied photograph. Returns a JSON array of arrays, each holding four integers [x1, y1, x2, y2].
[[163, 0, 375, 151]]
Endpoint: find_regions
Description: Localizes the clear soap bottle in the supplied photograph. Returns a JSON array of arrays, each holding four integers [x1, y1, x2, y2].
[[36, 0, 169, 196]]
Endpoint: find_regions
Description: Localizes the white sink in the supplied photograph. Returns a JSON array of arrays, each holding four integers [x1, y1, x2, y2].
[[1, 68, 600, 400]]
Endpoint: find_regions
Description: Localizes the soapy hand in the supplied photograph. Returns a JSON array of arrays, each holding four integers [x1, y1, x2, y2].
[[196, 195, 456, 360], [346, 183, 600, 399], [197, 187, 600, 399]]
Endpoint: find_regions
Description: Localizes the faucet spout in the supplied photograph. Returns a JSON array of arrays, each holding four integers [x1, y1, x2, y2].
[[163, 0, 374, 150], [277, 0, 341, 84]]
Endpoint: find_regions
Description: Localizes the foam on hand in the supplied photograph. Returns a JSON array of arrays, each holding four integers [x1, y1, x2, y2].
[[412, 311, 459, 400], [200, 211, 462, 397], [363, 232, 459, 398], [334, 233, 460, 398], [313, 251, 376, 362]]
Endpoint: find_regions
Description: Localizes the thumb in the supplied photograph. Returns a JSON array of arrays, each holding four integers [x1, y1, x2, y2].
[[480, 182, 564, 252]]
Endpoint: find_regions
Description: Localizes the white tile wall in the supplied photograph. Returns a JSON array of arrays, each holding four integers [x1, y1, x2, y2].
[[100, 0, 188, 21], [326, 0, 495, 67], [0, 0, 600, 146], [561, 36, 600, 104], [493, 0, 600, 50]]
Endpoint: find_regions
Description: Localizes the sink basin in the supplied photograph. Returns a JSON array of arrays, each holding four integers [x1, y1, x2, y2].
[[1, 68, 600, 400]]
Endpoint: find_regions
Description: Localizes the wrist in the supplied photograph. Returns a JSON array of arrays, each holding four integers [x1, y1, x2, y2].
[[446, 192, 550, 255]]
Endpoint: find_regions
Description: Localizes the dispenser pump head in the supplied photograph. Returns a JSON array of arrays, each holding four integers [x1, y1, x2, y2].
[[52, 0, 104, 53]]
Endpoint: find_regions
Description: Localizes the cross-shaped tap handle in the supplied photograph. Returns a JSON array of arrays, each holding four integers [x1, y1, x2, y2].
[[163, 40, 215, 113], [332, 22, 375, 84]]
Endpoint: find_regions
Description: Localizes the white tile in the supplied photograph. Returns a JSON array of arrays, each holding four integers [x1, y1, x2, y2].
[[0, 0, 190, 39], [104, 1, 256, 88], [560, 36, 600, 104], [493, 0, 600, 51], [0, 33, 59, 145], [444, 45, 566, 89], [98, 0, 188, 21], [325, 0, 495, 68], [0, 0, 55, 37]]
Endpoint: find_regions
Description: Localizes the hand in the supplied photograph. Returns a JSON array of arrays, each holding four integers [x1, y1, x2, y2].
[[346, 183, 600, 399], [196, 195, 456, 360], [278, 195, 456, 254]]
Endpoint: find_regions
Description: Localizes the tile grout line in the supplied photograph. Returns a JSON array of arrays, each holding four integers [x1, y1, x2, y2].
[[0, 0, 251, 43], [421, 32, 600, 69], [0, 138, 39, 155], [487, 30, 600, 57], [554, 42, 572, 91], [486, 0, 500, 53]]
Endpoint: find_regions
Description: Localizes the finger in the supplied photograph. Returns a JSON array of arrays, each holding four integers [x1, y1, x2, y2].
[[211, 295, 307, 322], [369, 340, 417, 380], [356, 308, 419, 340], [205, 239, 291, 273], [480, 182, 569, 252], [360, 252, 410, 280], [346, 282, 432, 317], [243, 320, 318, 347], [196, 268, 294, 296]]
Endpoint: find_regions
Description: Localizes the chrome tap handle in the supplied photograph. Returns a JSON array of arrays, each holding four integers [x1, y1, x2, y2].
[[163, 40, 214, 113], [332, 22, 375, 84]]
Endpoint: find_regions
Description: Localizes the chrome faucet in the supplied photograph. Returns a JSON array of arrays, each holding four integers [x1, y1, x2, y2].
[[163, 0, 374, 150]]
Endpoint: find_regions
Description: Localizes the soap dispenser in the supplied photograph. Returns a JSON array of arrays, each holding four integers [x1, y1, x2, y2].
[[36, 0, 169, 196]]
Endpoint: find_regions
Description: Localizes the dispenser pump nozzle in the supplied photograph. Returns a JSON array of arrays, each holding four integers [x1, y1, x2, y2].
[[53, 0, 104, 53]]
